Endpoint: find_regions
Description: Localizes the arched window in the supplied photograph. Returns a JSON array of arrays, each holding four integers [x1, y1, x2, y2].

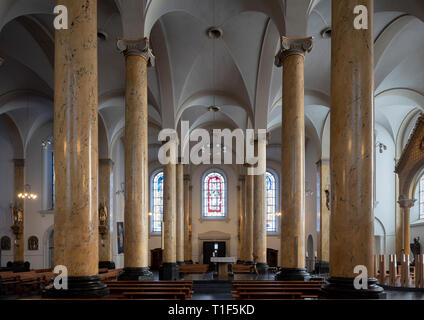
[[419, 176, 424, 220], [150, 170, 164, 234], [202, 170, 227, 219], [42, 139, 54, 210], [266, 170, 279, 233]]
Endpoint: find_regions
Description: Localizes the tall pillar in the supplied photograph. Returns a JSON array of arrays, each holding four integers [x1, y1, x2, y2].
[[253, 139, 268, 273], [184, 175, 192, 263], [316, 159, 330, 273], [398, 199, 415, 256], [238, 175, 246, 263], [12, 159, 25, 270], [44, 0, 108, 298], [176, 162, 185, 265], [98, 159, 115, 269], [244, 168, 254, 265], [160, 159, 178, 280], [275, 36, 313, 281], [116, 37, 155, 280], [322, 0, 384, 298]]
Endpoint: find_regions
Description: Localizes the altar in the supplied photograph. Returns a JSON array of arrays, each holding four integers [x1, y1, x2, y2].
[[210, 257, 236, 279]]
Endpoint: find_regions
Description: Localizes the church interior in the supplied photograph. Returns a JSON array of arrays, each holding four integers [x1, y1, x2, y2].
[[0, 0, 424, 303]]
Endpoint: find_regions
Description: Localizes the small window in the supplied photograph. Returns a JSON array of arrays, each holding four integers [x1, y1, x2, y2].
[[266, 170, 279, 233], [150, 170, 164, 234], [202, 170, 227, 219]]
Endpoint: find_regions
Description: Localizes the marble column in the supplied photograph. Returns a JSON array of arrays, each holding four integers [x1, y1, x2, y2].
[[12, 159, 25, 270], [98, 159, 115, 269], [322, 0, 384, 298], [116, 37, 155, 280], [184, 175, 192, 263], [244, 168, 254, 265], [253, 139, 268, 274], [238, 175, 246, 263], [44, 0, 108, 298], [398, 198, 415, 256], [274, 36, 313, 281], [176, 162, 185, 265], [316, 159, 330, 273], [160, 159, 178, 280]]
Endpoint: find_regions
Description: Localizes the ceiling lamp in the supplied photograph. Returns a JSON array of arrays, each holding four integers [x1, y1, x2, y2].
[[17, 184, 38, 200]]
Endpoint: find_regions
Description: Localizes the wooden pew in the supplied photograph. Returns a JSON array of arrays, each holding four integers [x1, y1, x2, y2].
[[378, 254, 386, 285], [388, 254, 398, 286], [178, 264, 209, 274], [401, 254, 410, 287], [237, 291, 304, 300], [122, 292, 186, 300], [109, 287, 192, 299], [0, 272, 20, 295], [415, 254, 424, 288], [233, 264, 252, 273]]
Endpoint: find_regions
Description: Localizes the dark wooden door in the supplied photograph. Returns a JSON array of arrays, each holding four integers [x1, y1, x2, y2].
[[203, 241, 226, 270], [150, 248, 163, 270], [267, 248, 278, 267]]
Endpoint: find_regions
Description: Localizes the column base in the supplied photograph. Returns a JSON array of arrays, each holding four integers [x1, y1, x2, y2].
[[118, 267, 154, 281], [314, 261, 330, 274], [184, 260, 193, 264], [10, 261, 30, 272], [177, 261, 186, 266], [99, 261, 116, 270], [159, 263, 179, 280], [275, 268, 311, 281], [321, 277, 386, 299], [256, 263, 269, 275], [42, 275, 109, 299]]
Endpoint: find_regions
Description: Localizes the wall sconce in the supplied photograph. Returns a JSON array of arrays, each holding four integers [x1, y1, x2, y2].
[[376, 141, 387, 153], [116, 182, 125, 196]]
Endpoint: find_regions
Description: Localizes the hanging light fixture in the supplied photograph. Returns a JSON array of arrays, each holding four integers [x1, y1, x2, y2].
[[17, 184, 38, 200]]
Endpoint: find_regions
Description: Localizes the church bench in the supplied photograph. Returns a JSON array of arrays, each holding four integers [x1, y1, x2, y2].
[[16, 272, 44, 295], [232, 264, 252, 273], [236, 291, 304, 300], [105, 283, 193, 290], [0, 272, 20, 295], [122, 291, 187, 300], [108, 286, 192, 299], [178, 264, 209, 274], [105, 280, 192, 286]]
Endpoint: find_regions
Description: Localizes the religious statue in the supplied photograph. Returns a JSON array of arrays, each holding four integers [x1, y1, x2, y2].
[[28, 236, 39, 251], [411, 237, 421, 265], [98, 203, 108, 239], [11, 205, 23, 237], [12, 206, 23, 225], [1, 236, 11, 250], [325, 189, 330, 211]]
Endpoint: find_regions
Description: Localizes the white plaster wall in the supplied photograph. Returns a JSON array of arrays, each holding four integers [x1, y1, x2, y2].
[[374, 125, 396, 254], [0, 117, 15, 266]]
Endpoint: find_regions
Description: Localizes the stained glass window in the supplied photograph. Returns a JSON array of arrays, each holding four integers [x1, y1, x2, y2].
[[202, 171, 226, 218], [151, 170, 164, 233], [420, 176, 424, 220], [51, 152, 55, 209], [266, 170, 278, 233]]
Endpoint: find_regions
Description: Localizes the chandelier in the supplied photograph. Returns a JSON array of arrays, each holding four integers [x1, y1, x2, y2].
[[17, 184, 38, 200]]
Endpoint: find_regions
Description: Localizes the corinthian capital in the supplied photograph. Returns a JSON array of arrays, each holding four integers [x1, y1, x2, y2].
[[116, 37, 155, 67], [275, 36, 313, 67]]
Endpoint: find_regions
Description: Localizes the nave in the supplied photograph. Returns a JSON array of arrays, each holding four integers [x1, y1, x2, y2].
[[0, 0, 424, 303]]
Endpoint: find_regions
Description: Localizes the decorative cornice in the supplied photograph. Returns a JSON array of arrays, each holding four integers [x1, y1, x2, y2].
[[395, 113, 424, 174], [275, 36, 314, 67], [116, 37, 155, 67]]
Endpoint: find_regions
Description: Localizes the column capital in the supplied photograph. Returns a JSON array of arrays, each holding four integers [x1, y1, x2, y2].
[[117, 37, 155, 67], [275, 36, 313, 67], [13, 159, 25, 167], [398, 198, 416, 209]]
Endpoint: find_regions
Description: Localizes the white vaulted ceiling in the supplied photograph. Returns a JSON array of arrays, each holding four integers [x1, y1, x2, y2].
[[0, 0, 422, 155]]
